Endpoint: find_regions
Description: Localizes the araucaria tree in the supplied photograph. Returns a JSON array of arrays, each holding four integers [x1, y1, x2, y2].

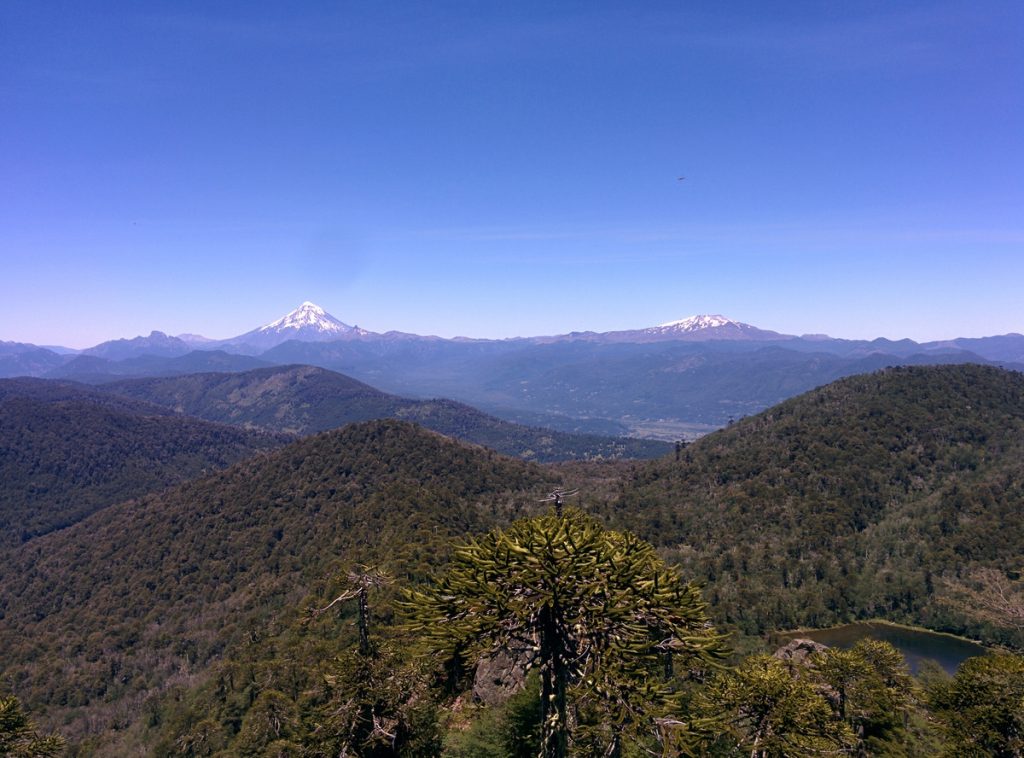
[[405, 508, 727, 757], [0, 695, 64, 758]]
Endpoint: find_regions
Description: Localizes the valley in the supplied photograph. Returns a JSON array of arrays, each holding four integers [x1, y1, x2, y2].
[[5, 303, 1023, 435], [1, 360, 1022, 755]]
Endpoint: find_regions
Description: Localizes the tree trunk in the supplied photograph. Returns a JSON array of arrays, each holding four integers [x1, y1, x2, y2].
[[539, 603, 568, 758], [357, 586, 370, 655]]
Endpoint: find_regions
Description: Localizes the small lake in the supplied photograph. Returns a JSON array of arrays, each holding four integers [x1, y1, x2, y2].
[[777, 621, 989, 675]]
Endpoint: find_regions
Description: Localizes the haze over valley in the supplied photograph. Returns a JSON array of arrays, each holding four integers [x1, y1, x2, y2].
[[5, 301, 1024, 441]]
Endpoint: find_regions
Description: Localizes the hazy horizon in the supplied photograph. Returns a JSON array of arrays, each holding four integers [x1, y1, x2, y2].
[[3, 1, 1021, 347], [8, 298, 1024, 352]]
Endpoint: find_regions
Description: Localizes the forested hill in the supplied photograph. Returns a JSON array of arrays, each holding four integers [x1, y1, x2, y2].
[[0, 376, 176, 414], [0, 381, 290, 546], [5, 366, 1024, 753], [595, 364, 1024, 643], [100, 364, 670, 461], [0, 420, 550, 745]]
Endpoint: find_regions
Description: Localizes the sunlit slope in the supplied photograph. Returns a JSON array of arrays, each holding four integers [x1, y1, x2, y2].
[[601, 364, 1024, 641]]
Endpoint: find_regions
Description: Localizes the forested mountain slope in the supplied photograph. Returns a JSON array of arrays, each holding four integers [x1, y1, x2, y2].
[[0, 421, 549, 745], [0, 377, 174, 413], [0, 380, 289, 545], [5, 365, 1022, 753], [101, 364, 669, 461], [592, 364, 1024, 644]]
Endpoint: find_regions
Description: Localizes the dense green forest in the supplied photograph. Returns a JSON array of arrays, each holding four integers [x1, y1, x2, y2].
[[582, 364, 1024, 647], [0, 421, 549, 749], [1, 365, 1023, 755], [0, 382, 289, 546], [0, 377, 175, 413], [100, 365, 670, 462]]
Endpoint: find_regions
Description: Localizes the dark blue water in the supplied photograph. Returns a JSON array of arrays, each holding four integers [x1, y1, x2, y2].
[[779, 621, 988, 675]]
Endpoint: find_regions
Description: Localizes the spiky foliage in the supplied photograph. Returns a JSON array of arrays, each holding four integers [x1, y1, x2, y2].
[[404, 508, 728, 757], [927, 653, 1024, 757], [698, 654, 853, 757], [0, 695, 64, 757], [813, 639, 915, 751]]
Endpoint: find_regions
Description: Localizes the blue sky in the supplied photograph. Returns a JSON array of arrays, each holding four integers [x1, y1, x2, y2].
[[2, 1, 1022, 347]]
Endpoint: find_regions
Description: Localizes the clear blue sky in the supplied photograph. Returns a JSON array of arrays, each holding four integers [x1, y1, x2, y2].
[[3, 1, 1022, 348]]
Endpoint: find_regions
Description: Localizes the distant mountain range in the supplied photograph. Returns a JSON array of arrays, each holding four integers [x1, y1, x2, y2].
[[3, 302, 1022, 436], [12, 301, 1024, 358], [47, 349, 273, 382]]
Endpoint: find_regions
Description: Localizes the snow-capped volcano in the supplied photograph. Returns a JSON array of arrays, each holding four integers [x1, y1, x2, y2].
[[639, 314, 788, 341], [530, 314, 794, 344], [224, 302, 371, 351], [260, 301, 353, 335], [654, 315, 738, 332]]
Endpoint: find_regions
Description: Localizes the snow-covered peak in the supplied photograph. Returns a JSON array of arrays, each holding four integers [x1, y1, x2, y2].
[[619, 314, 790, 342], [222, 301, 376, 350], [654, 315, 738, 331], [259, 302, 352, 335]]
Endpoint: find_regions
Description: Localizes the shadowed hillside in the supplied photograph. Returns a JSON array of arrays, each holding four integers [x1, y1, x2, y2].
[[0, 421, 550, 745], [101, 364, 671, 461], [0, 380, 289, 545]]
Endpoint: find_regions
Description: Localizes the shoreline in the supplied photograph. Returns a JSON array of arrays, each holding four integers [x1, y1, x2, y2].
[[771, 618, 989, 649]]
